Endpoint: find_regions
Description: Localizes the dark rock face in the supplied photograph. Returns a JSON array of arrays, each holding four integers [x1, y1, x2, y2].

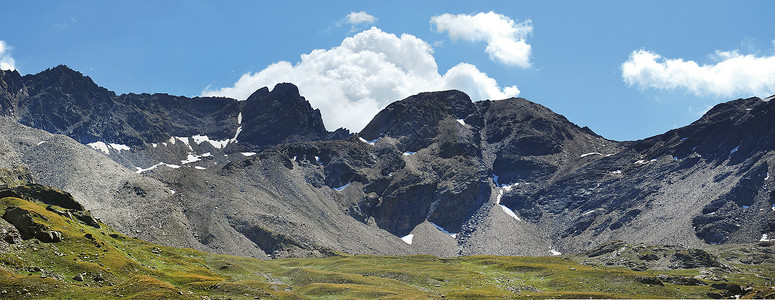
[[0, 66, 340, 148], [358, 91, 490, 235], [0, 221, 21, 245], [2, 206, 62, 242], [238, 83, 330, 148], [669, 249, 723, 269], [0, 184, 84, 211]]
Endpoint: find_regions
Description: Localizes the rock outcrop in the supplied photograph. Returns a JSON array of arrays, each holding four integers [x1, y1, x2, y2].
[[2, 206, 62, 242]]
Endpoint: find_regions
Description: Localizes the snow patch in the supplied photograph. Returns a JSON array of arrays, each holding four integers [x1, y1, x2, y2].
[[152, 143, 158, 148], [400, 234, 414, 244], [635, 159, 658, 165], [496, 188, 520, 221], [501, 182, 519, 192], [87, 142, 110, 154], [359, 136, 380, 145], [36, 141, 47, 146], [181, 154, 202, 164], [456, 119, 466, 126], [135, 163, 182, 174], [192, 134, 230, 149], [108, 143, 130, 153], [549, 249, 561, 256], [194, 166, 207, 170], [766, 172, 770, 181], [170, 189, 176, 195], [582, 209, 600, 216], [241, 152, 256, 157], [232, 126, 243, 142], [315, 156, 320, 163], [500, 205, 521, 220], [729, 144, 740, 156], [135, 163, 164, 174], [175, 137, 190, 146], [680, 137, 688, 142], [191, 135, 210, 144], [108, 143, 130, 152], [762, 234, 771, 242], [403, 151, 415, 156], [430, 222, 457, 238], [237, 112, 243, 125], [333, 182, 350, 191], [771, 204, 775, 211], [611, 170, 622, 175], [580, 152, 603, 158], [743, 205, 750, 209]]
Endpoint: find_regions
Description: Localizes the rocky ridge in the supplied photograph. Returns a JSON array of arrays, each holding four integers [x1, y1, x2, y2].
[[0, 65, 773, 258]]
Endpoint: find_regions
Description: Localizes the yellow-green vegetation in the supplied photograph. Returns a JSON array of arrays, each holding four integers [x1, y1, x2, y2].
[[1, 195, 773, 299]]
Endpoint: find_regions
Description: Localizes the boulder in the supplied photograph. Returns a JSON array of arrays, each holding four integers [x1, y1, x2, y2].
[[636, 276, 664, 286], [2, 206, 62, 243], [657, 274, 706, 286], [0, 220, 21, 245]]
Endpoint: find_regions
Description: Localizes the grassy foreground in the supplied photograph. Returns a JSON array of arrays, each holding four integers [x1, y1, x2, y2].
[[1, 195, 773, 299]]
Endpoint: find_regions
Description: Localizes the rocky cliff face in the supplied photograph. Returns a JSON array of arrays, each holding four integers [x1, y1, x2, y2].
[[0, 65, 341, 148], [0, 65, 773, 258]]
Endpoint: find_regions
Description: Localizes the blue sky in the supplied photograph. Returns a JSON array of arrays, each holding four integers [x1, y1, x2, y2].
[[1, 1, 774, 140]]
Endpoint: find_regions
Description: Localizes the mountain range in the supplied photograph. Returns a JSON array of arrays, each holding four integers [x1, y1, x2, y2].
[[0, 65, 773, 259]]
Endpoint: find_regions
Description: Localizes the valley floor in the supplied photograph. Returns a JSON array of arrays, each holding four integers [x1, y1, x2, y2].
[[1, 196, 774, 299]]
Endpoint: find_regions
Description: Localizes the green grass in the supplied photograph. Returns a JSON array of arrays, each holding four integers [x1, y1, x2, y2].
[[1, 196, 773, 299]]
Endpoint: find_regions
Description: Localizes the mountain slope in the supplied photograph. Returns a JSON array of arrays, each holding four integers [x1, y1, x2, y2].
[[1, 65, 773, 258]]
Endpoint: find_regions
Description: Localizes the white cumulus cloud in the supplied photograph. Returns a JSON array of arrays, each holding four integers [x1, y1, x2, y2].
[[202, 27, 519, 132], [346, 11, 377, 25], [622, 48, 775, 98], [0, 40, 16, 71], [430, 11, 532, 68]]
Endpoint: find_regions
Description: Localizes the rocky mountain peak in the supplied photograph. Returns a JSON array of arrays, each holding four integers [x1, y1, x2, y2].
[[0, 69, 340, 149], [238, 83, 329, 147], [245, 86, 270, 101], [359, 90, 479, 152], [23, 65, 111, 96]]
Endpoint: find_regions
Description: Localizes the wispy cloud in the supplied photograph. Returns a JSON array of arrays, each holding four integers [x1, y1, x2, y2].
[[335, 11, 378, 33], [203, 27, 518, 132], [345, 11, 377, 25], [0, 40, 16, 71], [53, 17, 77, 30], [430, 11, 533, 68], [622, 46, 775, 98]]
